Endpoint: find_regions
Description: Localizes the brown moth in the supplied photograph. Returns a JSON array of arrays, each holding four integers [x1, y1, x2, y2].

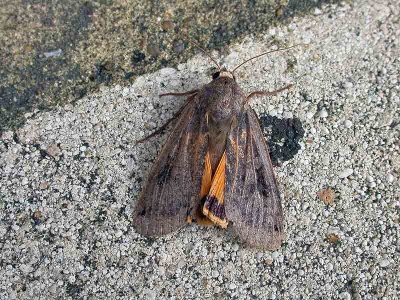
[[133, 43, 301, 250]]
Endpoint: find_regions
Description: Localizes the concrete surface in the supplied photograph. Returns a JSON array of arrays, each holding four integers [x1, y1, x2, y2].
[[1, 0, 399, 299]]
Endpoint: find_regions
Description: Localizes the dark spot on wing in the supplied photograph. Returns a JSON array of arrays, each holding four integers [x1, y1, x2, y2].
[[256, 167, 270, 198], [157, 165, 172, 185], [157, 156, 174, 185], [139, 208, 146, 216], [247, 183, 255, 194], [200, 196, 207, 206], [241, 173, 246, 183]]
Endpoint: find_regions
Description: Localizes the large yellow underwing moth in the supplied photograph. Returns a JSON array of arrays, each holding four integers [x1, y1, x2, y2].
[[133, 41, 303, 250]]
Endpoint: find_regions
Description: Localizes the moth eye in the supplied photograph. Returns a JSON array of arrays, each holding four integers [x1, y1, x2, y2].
[[212, 72, 220, 79]]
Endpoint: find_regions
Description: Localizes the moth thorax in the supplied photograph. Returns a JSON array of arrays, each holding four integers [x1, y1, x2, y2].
[[219, 70, 234, 79], [209, 103, 234, 124]]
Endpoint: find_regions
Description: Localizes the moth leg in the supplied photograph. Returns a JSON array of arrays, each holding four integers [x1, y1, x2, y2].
[[186, 214, 214, 226], [136, 94, 196, 144], [194, 208, 216, 226], [246, 84, 292, 102], [159, 89, 199, 97], [135, 116, 176, 144]]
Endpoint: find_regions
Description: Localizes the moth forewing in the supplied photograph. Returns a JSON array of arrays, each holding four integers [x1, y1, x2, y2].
[[224, 108, 284, 250], [133, 95, 208, 236]]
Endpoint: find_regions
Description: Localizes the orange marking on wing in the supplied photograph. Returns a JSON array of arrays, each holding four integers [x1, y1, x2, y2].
[[203, 206, 228, 228], [202, 152, 228, 228], [241, 129, 247, 140], [207, 152, 226, 204], [186, 215, 192, 224], [199, 152, 212, 200]]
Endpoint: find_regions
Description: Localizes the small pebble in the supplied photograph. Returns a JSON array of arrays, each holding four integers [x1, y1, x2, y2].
[[340, 291, 351, 300], [386, 174, 394, 183], [366, 175, 374, 182], [147, 43, 160, 57], [320, 126, 329, 135], [161, 20, 174, 30], [32, 210, 41, 220], [173, 39, 185, 54], [270, 109, 278, 117], [344, 81, 353, 89], [344, 120, 353, 128], [368, 181, 376, 188], [20, 264, 33, 275], [122, 87, 130, 96], [314, 8, 322, 15], [321, 156, 330, 165], [338, 168, 354, 178], [39, 181, 49, 190], [47, 144, 60, 157], [283, 111, 293, 118], [160, 68, 177, 76], [379, 259, 390, 268], [44, 49, 63, 58], [317, 109, 328, 118], [232, 244, 239, 251]]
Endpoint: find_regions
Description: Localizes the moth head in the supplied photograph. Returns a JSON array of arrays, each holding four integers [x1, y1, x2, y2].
[[212, 67, 235, 81]]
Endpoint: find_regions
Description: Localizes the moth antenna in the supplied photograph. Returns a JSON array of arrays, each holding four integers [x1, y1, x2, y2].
[[152, 20, 221, 70], [178, 34, 221, 70], [232, 44, 308, 74]]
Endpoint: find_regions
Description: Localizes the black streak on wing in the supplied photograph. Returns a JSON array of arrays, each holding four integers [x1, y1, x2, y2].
[[225, 109, 284, 250], [156, 155, 173, 185], [133, 96, 207, 237], [203, 196, 226, 220], [256, 167, 271, 198]]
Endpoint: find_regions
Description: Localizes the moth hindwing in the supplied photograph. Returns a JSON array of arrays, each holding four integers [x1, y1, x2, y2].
[[133, 66, 287, 250]]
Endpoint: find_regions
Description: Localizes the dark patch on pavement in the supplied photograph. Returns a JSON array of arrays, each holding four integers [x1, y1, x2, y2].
[[0, 0, 340, 133], [259, 115, 305, 166]]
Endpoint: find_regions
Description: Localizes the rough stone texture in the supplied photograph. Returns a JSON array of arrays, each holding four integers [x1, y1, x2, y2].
[[1, 1, 399, 299], [0, 0, 337, 132]]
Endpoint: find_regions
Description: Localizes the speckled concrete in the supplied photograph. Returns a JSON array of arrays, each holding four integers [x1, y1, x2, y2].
[[1, 1, 399, 299]]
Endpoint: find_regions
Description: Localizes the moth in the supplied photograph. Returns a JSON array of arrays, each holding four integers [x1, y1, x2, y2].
[[133, 43, 301, 250]]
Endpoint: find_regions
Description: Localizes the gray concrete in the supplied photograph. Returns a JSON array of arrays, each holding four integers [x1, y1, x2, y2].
[[1, 1, 399, 299]]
